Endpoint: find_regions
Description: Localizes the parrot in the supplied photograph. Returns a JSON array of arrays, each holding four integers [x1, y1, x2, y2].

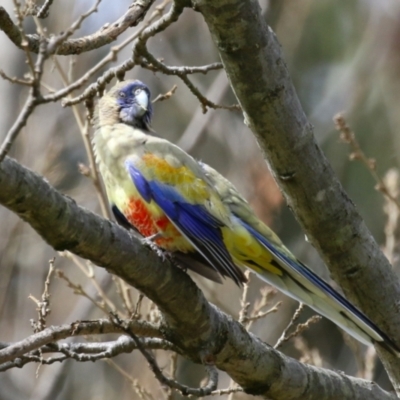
[[92, 79, 400, 356]]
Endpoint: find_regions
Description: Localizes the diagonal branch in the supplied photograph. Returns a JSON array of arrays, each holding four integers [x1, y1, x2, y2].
[[0, 157, 396, 399]]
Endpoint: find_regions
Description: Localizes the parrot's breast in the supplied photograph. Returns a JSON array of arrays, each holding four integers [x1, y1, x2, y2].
[[123, 196, 193, 252]]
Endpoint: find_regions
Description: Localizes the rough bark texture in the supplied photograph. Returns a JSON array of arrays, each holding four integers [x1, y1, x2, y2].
[[0, 156, 397, 400], [193, 0, 400, 391]]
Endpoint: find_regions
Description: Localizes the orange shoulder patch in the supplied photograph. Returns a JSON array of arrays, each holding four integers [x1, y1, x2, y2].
[[141, 153, 210, 201]]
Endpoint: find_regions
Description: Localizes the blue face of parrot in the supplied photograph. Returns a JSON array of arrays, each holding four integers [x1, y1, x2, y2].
[[116, 80, 153, 129]]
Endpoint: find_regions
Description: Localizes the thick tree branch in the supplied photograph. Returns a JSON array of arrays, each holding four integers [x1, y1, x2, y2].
[[0, 157, 396, 399], [193, 0, 400, 390], [0, 0, 154, 56]]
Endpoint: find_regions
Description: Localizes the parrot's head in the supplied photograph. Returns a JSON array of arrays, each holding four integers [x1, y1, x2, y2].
[[98, 80, 153, 130]]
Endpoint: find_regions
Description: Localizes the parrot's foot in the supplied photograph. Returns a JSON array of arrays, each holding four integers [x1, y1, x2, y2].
[[141, 233, 162, 243], [141, 234, 167, 261], [155, 247, 167, 261], [166, 252, 183, 269]]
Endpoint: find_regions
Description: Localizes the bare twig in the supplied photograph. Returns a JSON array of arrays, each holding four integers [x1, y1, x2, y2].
[[177, 69, 230, 151], [0, 70, 32, 86], [244, 301, 282, 325], [106, 359, 157, 399], [274, 303, 305, 349], [238, 278, 280, 331], [135, 47, 239, 112], [152, 84, 178, 103], [0, 92, 38, 161], [334, 113, 400, 210], [36, 0, 55, 19], [211, 387, 244, 396], [56, 267, 117, 315], [342, 331, 366, 378], [0, 37, 47, 161], [133, 293, 144, 318], [111, 313, 219, 397], [280, 315, 321, 347], [167, 352, 179, 400], [293, 336, 323, 367], [363, 346, 377, 381], [52, 335, 176, 362], [238, 270, 251, 324], [382, 169, 400, 265], [112, 275, 135, 315], [29, 258, 56, 332], [12, 0, 36, 75], [0, 318, 162, 365], [0, 336, 177, 372]]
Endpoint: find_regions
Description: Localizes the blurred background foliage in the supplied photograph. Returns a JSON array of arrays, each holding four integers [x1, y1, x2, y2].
[[1, 0, 400, 398]]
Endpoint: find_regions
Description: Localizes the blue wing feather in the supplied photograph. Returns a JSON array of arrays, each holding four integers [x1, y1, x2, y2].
[[125, 160, 245, 285], [125, 161, 152, 203]]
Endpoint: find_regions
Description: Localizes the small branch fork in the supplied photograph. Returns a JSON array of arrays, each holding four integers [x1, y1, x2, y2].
[[29, 258, 56, 332], [274, 303, 321, 349], [0, 336, 176, 372], [0, 318, 166, 369], [110, 312, 219, 397]]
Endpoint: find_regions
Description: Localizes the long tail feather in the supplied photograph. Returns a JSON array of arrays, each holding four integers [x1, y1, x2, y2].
[[237, 217, 400, 356]]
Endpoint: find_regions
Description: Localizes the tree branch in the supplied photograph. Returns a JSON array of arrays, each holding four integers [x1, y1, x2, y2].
[[0, 0, 154, 55], [0, 157, 396, 399], [0, 318, 161, 365], [192, 0, 400, 391], [0, 336, 176, 372]]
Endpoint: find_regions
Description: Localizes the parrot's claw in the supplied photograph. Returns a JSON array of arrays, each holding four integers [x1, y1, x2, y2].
[[165, 251, 182, 268], [140, 233, 161, 247], [151, 245, 167, 261], [141, 233, 162, 243], [141, 234, 167, 261]]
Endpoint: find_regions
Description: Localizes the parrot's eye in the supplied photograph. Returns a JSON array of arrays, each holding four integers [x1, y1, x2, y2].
[[134, 88, 142, 96], [119, 91, 126, 98]]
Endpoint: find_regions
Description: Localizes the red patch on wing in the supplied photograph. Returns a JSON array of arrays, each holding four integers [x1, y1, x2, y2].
[[125, 198, 155, 237], [155, 218, 169, 231], [124, 198, 179, 247]]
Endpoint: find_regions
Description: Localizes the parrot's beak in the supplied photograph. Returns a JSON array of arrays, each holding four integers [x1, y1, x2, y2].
[[136, 90, 149, 113]]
